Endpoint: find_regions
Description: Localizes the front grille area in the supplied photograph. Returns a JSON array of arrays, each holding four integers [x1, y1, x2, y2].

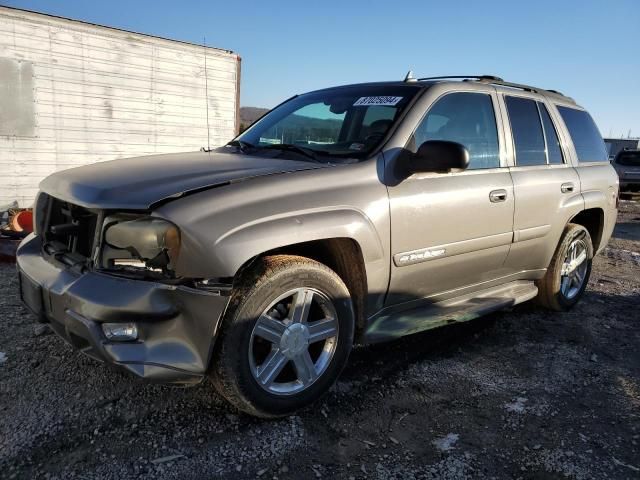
[[41, 194, 100, 263]]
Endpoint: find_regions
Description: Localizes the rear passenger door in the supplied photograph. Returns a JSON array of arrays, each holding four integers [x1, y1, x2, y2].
[[500, 94, 582, 273]]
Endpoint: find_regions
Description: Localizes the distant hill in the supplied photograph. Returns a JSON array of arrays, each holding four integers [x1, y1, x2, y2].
[[240, 107, 269, 130], [238, 107, 342, 144]]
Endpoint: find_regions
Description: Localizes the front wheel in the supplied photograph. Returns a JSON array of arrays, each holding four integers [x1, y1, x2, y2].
[[210, 255, 355, 418], [536, 223, 593, 311]]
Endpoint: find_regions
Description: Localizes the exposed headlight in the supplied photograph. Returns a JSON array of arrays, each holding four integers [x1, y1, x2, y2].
[[104, 217, 181, 274]]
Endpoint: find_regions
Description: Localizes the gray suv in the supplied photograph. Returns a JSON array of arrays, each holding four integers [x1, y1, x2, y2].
[[17, 75, 619, 417], [612, 149, 640, 192]]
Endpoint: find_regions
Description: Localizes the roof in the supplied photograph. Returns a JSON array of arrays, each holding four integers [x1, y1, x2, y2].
[[308, 75, 576, 104], [305, 81, 435, 95]]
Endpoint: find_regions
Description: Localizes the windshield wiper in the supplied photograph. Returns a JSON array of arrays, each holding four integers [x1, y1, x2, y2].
[[226, 139, 256, 153], [228, 140, 328, 162], [260, 143, 322, 162]]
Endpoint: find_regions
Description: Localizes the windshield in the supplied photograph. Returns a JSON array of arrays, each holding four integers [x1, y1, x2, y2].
[[235, 85, 422, 159], [616, 152, 640, 166]]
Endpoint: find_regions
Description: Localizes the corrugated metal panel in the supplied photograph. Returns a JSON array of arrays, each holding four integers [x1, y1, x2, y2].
[[0, 7, 240, 207]]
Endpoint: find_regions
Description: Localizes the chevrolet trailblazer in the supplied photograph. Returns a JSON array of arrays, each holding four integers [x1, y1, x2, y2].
[[17, 75, 618, 417]]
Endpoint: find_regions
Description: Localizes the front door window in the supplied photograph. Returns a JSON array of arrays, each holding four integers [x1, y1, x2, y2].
[[413, 92, 500, 169]]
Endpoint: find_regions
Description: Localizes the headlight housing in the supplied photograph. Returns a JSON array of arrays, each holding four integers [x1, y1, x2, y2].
[[102, 217, 181, 275], [32, 191, 48, 235]]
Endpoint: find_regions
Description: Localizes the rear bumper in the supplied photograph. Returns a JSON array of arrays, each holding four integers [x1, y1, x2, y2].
[[16, 234, 231, 384]]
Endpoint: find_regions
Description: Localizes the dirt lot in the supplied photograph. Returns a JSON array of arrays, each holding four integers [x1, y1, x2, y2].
[[1, 200, 639, 480]]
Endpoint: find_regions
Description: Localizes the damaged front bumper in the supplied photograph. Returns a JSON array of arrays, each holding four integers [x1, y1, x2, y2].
[[16, 234, 231, 384]]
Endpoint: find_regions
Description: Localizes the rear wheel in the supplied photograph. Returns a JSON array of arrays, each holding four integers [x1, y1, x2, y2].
[[211, 255, 354, 418], [536, 224, 593, 311]]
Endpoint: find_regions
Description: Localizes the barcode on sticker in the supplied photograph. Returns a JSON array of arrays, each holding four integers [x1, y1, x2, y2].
[[353, 96, 403, 107]]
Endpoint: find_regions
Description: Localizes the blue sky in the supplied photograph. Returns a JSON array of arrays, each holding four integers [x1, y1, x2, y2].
[[4, 0, 639, 138]]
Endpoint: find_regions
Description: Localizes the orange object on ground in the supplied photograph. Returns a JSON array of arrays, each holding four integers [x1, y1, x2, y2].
[[10, 210, 33, 233]]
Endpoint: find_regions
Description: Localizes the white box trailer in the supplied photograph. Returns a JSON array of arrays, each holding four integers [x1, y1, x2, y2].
[[0, 6, 241, 207]]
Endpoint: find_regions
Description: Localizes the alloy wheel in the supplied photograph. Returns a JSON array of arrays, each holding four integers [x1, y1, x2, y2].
[[560, 238, 588, 300], [248, 287, 339, 395]]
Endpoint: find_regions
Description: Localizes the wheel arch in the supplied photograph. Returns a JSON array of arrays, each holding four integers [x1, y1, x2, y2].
[[570, 207, 604, 251], [234, 238, 369, 335]]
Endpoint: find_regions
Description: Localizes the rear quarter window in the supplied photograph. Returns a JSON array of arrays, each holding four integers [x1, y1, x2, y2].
[[557, 106, 608, 163]]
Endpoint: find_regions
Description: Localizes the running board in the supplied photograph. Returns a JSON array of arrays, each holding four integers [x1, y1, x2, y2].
[[363, 281, 538, 344]]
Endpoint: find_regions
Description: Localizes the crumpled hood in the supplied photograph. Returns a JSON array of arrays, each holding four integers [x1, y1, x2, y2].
[[39, 150, 330, 209]]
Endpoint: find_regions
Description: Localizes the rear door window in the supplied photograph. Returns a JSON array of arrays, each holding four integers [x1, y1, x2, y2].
[[557, 106, 608, 162], [505, 96, 546, 166], [538, 103, 564, 164]]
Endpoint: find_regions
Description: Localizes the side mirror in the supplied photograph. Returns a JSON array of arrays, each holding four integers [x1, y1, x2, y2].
[[410, 140, 470, 173]]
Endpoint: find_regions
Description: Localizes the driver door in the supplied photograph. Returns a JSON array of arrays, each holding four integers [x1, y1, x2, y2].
[[386, 90, 515, 306]]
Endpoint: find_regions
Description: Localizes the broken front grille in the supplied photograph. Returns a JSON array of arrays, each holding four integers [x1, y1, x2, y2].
[[41, 194, 100, 266]]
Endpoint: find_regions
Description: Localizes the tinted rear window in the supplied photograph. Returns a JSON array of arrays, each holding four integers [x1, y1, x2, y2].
[[616, 152, 640, 166], [557, 106, 607, 162]]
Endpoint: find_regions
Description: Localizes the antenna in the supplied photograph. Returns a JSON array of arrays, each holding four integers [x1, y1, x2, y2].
[[403, 70, 417, 83], [203, 36, 211, 151]]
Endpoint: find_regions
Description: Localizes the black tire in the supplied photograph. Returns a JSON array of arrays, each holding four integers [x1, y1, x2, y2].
[[536, 223, 593, 311], [210, 254, 355, 418]]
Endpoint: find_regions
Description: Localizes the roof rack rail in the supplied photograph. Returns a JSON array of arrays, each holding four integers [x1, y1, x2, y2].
[[477, 77, 540, 93], [405, 74, 573, 102], [416, 75, 504, 82], [476, 78, 568, 98]]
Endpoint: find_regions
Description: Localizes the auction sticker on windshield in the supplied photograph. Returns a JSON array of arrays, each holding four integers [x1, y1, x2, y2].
[[353, 96, 403, 106]]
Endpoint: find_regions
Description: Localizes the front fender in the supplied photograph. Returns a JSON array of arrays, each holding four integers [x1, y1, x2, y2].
[[155, 159, 391, 304], [162, 205, 389, 306], [212, 207, 385, 276]]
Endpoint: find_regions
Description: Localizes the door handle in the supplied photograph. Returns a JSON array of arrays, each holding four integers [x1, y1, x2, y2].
[[489, 189, 508, 203], [561, 182, 575, 193]]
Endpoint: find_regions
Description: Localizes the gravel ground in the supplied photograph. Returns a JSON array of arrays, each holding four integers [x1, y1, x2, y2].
[[1, 200, 639, 480]]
